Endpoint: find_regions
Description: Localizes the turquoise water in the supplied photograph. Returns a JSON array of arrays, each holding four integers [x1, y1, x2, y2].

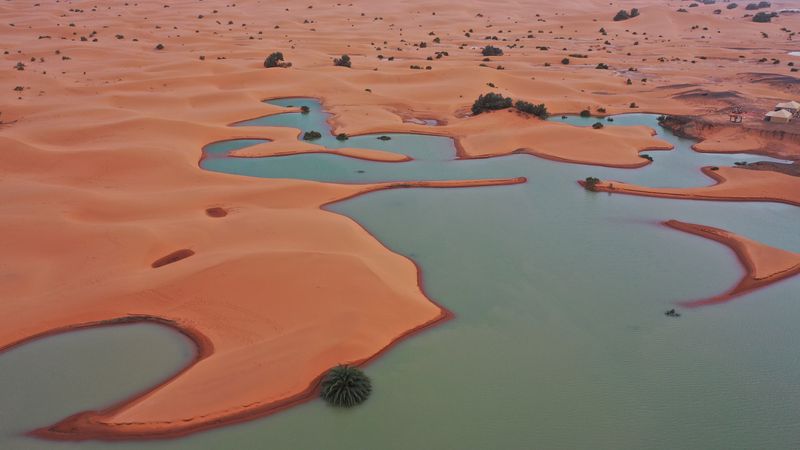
[[3, 99, 800, 449]]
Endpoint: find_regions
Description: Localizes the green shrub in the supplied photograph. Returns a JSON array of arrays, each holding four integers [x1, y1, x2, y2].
[[482, 45, 504, 56], [580, 109, 591, 117], [514, 100, 548, 118], [471, 92, 513, 115], [561, 57, 570, 64], [302, 130, 322, 140], [592, 122, 604, 129], [320, 365, 372, 408], [334, 54, 352, 67], [336, 133, 349, 141], [584, 177, 601, 191], [300, 105, 310, 114], [613, 8, 639, 21], [264, 52, 284, 68], [752, 11, 775, 22]]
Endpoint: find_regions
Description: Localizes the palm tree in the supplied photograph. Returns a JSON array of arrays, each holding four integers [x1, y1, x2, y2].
[[320, 365, 372, 407]]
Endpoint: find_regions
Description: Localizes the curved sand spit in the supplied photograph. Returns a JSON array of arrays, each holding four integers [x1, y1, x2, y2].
[[589, 167, 800, 207], [665, 220, 800, 307], [2, 0, 800, 441]]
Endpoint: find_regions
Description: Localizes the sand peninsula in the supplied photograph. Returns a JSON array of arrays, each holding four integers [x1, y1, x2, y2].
[[666, 220, 800, 307], [1, 0, 799, 440]]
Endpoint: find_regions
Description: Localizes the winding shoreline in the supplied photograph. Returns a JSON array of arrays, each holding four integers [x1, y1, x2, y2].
[[17, 176, 524, 441]]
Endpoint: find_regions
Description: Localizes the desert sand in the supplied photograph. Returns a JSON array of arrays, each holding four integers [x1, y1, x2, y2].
[[590, 166, 800, 206], [2, 0, 799, 440], [666, 220, 800, 307]]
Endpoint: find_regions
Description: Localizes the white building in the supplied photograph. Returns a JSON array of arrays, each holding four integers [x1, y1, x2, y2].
[[775, 101, 800, 112], [765, 109, 793, 124]]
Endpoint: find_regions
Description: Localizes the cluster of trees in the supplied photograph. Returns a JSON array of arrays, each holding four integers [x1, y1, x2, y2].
[[471, 93, 513, 114], [752, 11, 777, 22], [514, 100, 549, 118], [613, 8, 640, 21], [745, 1, 771, 10], [481, 45, 504, 56], [302, 131, 322, 140], [333, 54, 351, 67], [471, 93, 548, 118], [264, 52, 291, 68], [583, 177, 601, 191]]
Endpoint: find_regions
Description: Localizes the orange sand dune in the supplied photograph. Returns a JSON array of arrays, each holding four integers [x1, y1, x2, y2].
[[665, 220, 800, 307], [2, 0, 800, 441], [590, 167, 800, 206]]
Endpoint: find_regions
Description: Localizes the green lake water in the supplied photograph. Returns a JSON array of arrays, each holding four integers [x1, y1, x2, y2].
[[2, 99, 800, 449]]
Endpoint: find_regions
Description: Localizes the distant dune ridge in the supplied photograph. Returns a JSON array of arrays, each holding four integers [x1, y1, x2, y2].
[[1, 0, 799, 440]]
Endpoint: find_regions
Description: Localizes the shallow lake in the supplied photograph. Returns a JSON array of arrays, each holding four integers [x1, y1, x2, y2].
[[3, 99, 800, 449]]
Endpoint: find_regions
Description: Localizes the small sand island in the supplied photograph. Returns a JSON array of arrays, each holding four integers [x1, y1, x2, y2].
[[1, 0, 800, 448]]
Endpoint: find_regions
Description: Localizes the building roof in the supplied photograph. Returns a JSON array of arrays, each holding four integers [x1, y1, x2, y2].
[[775, 101, 800, 109], [766, 109, 793, 118]]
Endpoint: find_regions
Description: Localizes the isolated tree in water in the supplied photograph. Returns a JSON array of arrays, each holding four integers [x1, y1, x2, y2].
[[320, 365, 372, 407]]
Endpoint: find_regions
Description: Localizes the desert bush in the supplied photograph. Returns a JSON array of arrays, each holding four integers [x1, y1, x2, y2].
[[333, 54, 352, 67], [592, 122, 604, 129], [264, 51, 284, 68], [300, 105, 310, 114], [514, 100, 548, 118], [561, 57, 570, 64], [336, 133, 349, 141], [613, 8, 639, 21], [471, 92, 513, 115], [584, 177, 601, 191], [482, 45, 504, 56], [752, 11, 775, 22], [302, 130, 322, 140]]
